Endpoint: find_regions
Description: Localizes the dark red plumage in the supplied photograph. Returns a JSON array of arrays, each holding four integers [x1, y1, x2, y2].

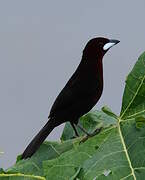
[[22, 37, 119, 159]]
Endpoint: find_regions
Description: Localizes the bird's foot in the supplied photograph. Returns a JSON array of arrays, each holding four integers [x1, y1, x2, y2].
[[79, 127, 103, 144]]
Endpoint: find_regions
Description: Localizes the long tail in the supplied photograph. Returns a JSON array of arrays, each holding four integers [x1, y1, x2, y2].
[[21, 118, 58, 159]]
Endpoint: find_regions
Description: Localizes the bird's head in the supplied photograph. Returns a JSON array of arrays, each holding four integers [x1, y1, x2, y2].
[[83, 37, 120, 59]]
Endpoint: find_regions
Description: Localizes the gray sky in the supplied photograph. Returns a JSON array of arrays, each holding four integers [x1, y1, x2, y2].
[[0, 0, 145, 168]]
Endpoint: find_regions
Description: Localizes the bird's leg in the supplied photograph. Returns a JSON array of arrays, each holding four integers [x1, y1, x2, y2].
[[79, 127, 103, 144], [70, 122, 79, 137], [76, 124, 91, 136], [77, 124, 103, 137]]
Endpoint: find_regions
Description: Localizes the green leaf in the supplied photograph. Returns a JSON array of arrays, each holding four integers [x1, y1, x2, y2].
[[78, 118, 145, 179], [61, 110, 117, 141], [120, 51, 145, 119], [102, 106, 118, 118], [43, 115, 145, 180], [6, 140, 78, 176], [3, 110, 117, 180]]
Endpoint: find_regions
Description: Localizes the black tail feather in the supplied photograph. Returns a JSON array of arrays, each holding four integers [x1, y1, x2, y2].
[[21, 118, 57, 159]]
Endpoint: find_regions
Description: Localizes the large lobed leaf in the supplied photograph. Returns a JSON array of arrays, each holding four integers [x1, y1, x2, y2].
[[0, 110, 116, 180], [0, 52, 145, 180], [120, 52, 145, 119]]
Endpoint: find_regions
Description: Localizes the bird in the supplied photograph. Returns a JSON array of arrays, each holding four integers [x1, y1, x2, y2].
[[21, 37, 120, 159]]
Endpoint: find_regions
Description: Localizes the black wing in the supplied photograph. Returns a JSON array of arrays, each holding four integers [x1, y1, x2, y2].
[[49, 70, 102, 119], [49, 71, 83, 117]]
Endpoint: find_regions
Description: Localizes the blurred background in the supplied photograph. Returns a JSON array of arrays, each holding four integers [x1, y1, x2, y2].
[[0, 0, 145, 168]]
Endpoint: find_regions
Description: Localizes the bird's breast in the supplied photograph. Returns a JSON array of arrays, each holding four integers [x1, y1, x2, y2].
[[81, 62, 104, 103]]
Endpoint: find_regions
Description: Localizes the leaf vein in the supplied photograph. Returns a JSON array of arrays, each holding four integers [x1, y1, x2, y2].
[[118, 118, 136, 180]]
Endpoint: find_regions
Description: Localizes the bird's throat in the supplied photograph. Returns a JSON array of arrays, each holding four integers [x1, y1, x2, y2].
[[80, 56, 103, 82]]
